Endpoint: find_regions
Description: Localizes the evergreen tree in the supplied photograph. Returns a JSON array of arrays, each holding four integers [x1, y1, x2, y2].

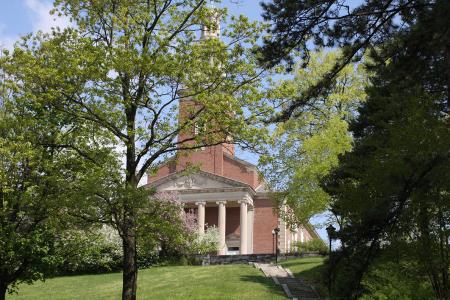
[[258, 0, 450, 122], [323, 8, 450, 298]]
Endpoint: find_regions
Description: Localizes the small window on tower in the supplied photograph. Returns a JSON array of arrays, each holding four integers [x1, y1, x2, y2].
[[194, 123, 199, 135], [194, 122, 207, 136]]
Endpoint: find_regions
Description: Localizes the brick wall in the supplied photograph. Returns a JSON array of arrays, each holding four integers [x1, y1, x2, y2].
[[253, 198, 278, 254], [147, 95, 260, 188], [147, 163, 171, 183], [204, 207, 218, 228], [203, 206, 245, 237], [222, 155, 260, 189], [225, 207, 240, 236], [303, 226, 313, 241], [147, 145, 262, 188], [185, 200, 315, 256]]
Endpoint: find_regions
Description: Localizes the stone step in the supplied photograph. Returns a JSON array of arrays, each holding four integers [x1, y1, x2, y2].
[[288, 286, 320, 299], [255, 263, 321, 299], [283, 285, 315, 293], [288, 289, 317, 296]]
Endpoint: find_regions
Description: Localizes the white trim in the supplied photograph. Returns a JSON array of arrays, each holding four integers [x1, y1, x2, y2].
[[179, 191, 254, 206], [149, 170, 253, 190]]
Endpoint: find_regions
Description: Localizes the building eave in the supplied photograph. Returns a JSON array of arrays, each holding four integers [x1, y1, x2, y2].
[[146, 169, 256, 193], [223, 152, 258, 170]]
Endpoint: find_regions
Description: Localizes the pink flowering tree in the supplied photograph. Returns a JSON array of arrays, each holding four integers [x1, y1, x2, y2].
[[183, 208, 198, 234], [137, 191, 218, 261]]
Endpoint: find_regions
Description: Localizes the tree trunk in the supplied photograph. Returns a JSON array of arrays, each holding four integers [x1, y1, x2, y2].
[[122, 220, 138, 300], [122, 70, 138, 300], [443, 0, 450, 114], [122, 155, 138, 300], [445, 38, 450, 113], [438, 203, 449, 300], [0, 284, 7, 300]]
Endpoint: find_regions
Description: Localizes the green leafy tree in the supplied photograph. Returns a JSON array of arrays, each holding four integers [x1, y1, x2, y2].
[[257, 0, 449, 122], [257, 1, 449, 298], [360, 251, 437, 300], [0, 93, 94, 299], [260, 50, 366, 224], [323, 7, 450, 298], [1, 1, 267, 299]]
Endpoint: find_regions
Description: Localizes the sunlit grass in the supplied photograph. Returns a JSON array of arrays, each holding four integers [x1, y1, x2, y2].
[[9, 264, 286, 300]]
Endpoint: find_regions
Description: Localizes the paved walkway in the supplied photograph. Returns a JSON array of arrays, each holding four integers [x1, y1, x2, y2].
[[252, 263, 321, 300]]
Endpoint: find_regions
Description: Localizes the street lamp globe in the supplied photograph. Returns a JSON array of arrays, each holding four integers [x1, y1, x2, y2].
[[326, 224, 336, 238]]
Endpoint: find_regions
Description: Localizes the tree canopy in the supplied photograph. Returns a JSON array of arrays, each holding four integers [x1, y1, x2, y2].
[[323, 5, 450, 297], [259, 1, 449, 298], [260, 50, 367, 224], [0, 85, 94, 300], [258, 0, 449, 122], [1, 1, 268, 299]]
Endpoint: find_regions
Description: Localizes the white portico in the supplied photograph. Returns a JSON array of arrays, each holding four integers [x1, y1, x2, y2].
[[150, 170, 256, 255]]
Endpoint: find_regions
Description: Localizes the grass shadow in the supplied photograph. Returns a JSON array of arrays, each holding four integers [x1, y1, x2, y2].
[[294, 265, 328, 297], [281, 261, 321, 268], [280, 257, 328, 297], [291, 264, 325, 280]]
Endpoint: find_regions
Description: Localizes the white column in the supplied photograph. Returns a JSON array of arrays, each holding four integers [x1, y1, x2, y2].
[[300, 226, 305, 243], [294, 229, 298, 251], [216, 201, 227, 255], [196, 201, 206, 235], [238, 200, 248, 254], [247, 206, 254, 254]]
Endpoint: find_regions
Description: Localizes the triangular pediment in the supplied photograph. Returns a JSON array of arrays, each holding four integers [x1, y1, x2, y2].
[[151, 171, 250, 191]]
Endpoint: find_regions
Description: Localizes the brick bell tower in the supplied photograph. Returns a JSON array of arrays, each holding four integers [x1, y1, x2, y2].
[[174, 7, 234, 177], [147, 4, 263, 188]]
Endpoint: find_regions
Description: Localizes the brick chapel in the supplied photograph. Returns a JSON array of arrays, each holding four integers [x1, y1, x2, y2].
[[145, 13, 317, 256]]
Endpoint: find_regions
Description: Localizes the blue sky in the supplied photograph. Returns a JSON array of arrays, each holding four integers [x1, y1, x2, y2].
[[0, 0, 264, 170], [0, 0, 72, 49], [0, 0, 263, 49], [0, 0, 263, 168], [0, 0, 337, 243]]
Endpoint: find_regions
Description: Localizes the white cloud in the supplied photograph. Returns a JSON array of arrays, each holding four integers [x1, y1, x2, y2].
[[1, 0, 73, 51], [24, 0, 71, 33], [0, 24, 17, 51]]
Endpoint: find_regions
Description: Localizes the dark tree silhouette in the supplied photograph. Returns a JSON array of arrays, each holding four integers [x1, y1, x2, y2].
[[258, 0, 449, 122]]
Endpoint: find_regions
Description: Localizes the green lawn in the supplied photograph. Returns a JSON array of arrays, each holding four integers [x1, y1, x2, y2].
[[8, 257, 328, 299], [8, 265, 286, 300], [279, 256, 327, 296]]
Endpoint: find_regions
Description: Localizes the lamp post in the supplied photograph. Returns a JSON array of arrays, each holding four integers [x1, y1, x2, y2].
[[271, 229, 275, 254], [273, 227, 280, 264], [326, 224, 336, 254], [325, 224, 336, 297]]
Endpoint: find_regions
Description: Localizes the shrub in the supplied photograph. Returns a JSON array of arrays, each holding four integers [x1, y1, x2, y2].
[[360, 259, 435, 300], [295, 238, 328, 254], [55, 226, 123, 275], [137, 245, 159, 269], [188, 226, 220, 255]]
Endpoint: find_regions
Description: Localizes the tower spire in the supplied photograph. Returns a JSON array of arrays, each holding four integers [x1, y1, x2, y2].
[[201, 2, 220, 39]]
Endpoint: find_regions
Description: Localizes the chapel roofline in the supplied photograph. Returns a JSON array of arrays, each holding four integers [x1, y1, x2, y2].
[[145, 169, 256, 193], [223, 152, 257, 170], [146, 152, 260, 175]]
